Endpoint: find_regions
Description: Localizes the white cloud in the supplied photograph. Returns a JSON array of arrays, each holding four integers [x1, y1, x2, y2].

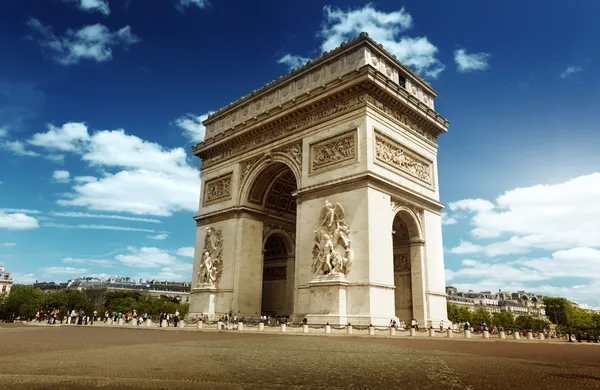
[[62, 257, 113, 267], [43, 222, 156, 233], [25, 122, 200, 216], [561, 65, 583, 79], [53, 170, 71, 182], [29, 122, 90, 151], [277, 54, 310, 70], [147, 233, 169, 240], [454, 48, 490, 72], [40, 266, 88, 275], [179, 0, 209, 9], [449, 240, 483, 255], [0, 242, 16, 247], [441, 211, 457, 226], [26, 18, 140, 65], [318, 5, 444, 78], [176, 247, 194, 258], [64, 0, 110, 15], [0, 208, 41, 214], [3, 140, 40, 157], [0, 211, 39, 230], [116, 246, 178, 268], [174, 112, 212, 143], [11, 273, 37, 284], [0, 127, 7, 138], [49, 211, 161, 223]]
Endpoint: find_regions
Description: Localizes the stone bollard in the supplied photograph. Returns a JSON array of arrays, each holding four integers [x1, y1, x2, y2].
[[514, 332, 521, 340], [107, 318, 112, 325], [237, 322, 244, 331], [325, 324, 331, 334], [197, 321, 203, 329], [538, 333, 545, 341], [161, 319, 167, 328], [410, 328, 416, 337], [464, 330, 471, 338], [428, 328, 435, 337], [258, 322, 265, 331], [178, 322, 185, 329], [302, 324, 308, 333], [390, 327, 396, 336], [483, 330, 490, 339], [146, 319, 152, 327], [281, 324, 287, 333], [347, 325, 353, 335], [527, 332, 534, 340], [67, 317, 71, 324], [499, 331, 506, 339], [217, 321, 223, 330], [368, 326, 375, 336], [447, 329, 453, 338], [118, 318, 124, 326]]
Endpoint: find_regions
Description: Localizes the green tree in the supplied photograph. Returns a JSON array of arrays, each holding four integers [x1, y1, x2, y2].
[[447, 302, 459, 323], [491, 312, 515, 328], [543, 297, 571, 327], [66, 290, 92, 313], [471, 308, 491, 325], [43, 290, 68, 312], [3, 285, 44, 319]]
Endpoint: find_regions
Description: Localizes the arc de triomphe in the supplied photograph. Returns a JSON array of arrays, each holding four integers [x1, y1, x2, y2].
[[189, 33, 450, 327]]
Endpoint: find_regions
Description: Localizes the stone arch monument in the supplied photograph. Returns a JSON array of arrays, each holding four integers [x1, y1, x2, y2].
[[189, 33, 450, 327]]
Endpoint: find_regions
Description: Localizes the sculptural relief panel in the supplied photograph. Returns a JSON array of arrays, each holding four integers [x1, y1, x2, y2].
[[374, 130, 433, 187], [196, 227, 224, 288], [311, 201, 353, 277], [203, 173, 233, 205], [309, 130, 358, 174]]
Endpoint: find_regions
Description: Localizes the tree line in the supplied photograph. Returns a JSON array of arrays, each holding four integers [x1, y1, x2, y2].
[[447, 297, 600, 332], [0, 285, 189, 321]]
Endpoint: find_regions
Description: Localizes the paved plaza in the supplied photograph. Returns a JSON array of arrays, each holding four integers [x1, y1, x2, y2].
[[1, 323, 599, 389]]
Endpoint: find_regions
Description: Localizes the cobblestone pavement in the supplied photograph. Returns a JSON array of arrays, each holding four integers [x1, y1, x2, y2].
[[1, 324, 599, 389]]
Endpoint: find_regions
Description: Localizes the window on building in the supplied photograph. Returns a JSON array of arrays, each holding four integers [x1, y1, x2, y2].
[[2, 286, 6, 292]]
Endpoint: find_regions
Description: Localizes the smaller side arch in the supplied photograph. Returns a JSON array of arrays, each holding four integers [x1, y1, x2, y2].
[[391, 205, 424, 242], [262, 229, 295, 256], [237, 152, 301, 207]]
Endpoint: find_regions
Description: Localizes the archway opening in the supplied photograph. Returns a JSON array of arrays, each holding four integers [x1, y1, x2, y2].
[[247, 163, 297, 319], [392, 212, 413, 323]]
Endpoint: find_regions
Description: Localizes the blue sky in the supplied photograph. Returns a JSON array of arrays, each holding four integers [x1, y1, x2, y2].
[[1, 0, 599, 306]]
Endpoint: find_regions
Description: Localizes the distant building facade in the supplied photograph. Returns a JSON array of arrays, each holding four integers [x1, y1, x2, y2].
[[0, 266, 13, 295], [446, 286, 547, 320]]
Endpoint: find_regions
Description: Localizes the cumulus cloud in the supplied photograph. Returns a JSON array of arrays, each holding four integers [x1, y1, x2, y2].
[[454, 48, 490, 72], [0, 211, 39, 230], [317, 5, 444, 78], [0, 242, 16, 247], [64, 0, 110, 15], [176, 247, 195, 258], [561, 65, 583, 79], [147, 233, 169, 240], [441, 211, 457, 226], [277, 54, 310, 70], [22, 122, 200, 216], [446, 173, 600, 307], [0, 127, 7, 138], [27, 18, 139, 65], [3, 140, 40, 157], [173, 111, 212, 143], [0, 208, 41, 214], [53, 170, 71, 183]]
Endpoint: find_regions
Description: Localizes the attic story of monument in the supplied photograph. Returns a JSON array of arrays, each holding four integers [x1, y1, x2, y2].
[[188, 33, 450, 327]]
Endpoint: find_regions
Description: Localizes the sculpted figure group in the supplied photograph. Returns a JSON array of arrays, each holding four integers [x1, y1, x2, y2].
[[197, 227, 223, 286], [311, 200, 353, 276]]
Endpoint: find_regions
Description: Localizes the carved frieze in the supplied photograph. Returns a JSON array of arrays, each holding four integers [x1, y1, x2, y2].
[[196, 227, 223, 287], [278, 142, 302, 166], [365, 94, 437, 143], [202, 94, 368, 168], [239, 156, 261, 184], [393, 254, 409, 272], [309, 130, 357, 174], [374, 131, 432, 185], [203, 173, 232, 205]]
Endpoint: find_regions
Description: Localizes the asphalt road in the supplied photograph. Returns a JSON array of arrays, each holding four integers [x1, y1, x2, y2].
[[1, 323, 599, 389]]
